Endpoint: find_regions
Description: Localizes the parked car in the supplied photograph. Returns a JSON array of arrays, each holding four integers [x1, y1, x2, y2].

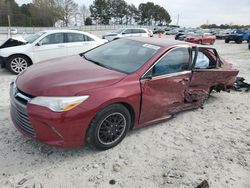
[[225, 29, 250, 44], [216, 30, 230, 39], [0, 30, 107, 74], [10, 28, 18, 35], [175, 32, 185, 40], [102, 28, 150, 41], [10, 37, 238, 150], [185, 33, 216, 45], [153, 28, 165, 34]]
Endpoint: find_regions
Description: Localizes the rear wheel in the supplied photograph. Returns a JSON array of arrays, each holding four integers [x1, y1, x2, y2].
[[210, 39, 215, 45], [236, 38, 242, 44], [248, 43, 250, 50], [7, 55, 30, 74], [225, 38, 229, 43], [86, 104, 131, 150]]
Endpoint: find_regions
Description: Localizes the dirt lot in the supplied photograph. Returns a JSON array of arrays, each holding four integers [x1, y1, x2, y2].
[[0, 36, 249, 188]]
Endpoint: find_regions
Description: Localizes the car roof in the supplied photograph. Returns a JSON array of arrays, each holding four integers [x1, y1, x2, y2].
[[124, 37, 195, 48], [41, 29, 89, 34]]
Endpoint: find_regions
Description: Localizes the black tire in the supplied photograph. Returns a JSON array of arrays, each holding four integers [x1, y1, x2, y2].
[[210, 39, 215, 45], [6, 55, 31, 74], [248, 43, 250, 50], [86, 104, 131, 150], [236, 38, 242, 44], [225, 38, 229, 43]]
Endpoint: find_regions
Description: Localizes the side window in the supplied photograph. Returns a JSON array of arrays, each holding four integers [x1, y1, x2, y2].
[[193, 51, 210, 69], [132, 29, 140, 33], [124, 29, 132, 34], [139, 29, 147, 33], [40, 33, 64, 45], [153, 48, 190, 76], [66, 33, 94, 42], [192, 49, 216, 69]]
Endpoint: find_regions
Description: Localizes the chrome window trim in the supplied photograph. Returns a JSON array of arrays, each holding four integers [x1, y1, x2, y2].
[[141, 45, 191, 79], [151, 70, 192, 80]]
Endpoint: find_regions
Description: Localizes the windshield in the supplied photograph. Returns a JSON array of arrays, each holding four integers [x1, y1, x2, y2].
[[84, 39, 160, 74], [24, 32, 46, 43]]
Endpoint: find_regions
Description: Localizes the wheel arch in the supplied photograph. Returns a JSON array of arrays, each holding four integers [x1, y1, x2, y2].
[[8, 53, 33, 65]]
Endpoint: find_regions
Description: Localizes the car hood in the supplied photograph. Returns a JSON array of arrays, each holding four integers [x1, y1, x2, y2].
[[16, 55, 127, 96], [0, 36, 27, 49]]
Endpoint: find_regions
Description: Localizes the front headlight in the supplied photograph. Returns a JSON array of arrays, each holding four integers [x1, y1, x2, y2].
[[29, 96, 89, 112]]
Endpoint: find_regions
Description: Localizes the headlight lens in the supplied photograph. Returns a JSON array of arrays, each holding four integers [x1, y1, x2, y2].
[[29, 96, 89, 112]]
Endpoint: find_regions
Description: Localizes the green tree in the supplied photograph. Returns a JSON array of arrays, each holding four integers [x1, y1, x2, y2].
[[125, 4, 139, 24], [31, 0, 61, 26], [110, 0, 127, 24], [90, 0, 111, 24], [85, 17, 92, 25]]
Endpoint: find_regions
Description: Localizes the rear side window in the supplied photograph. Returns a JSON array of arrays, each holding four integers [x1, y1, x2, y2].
[[153, 48, 190, 76], [66, 33, 94, 42], [139, 29, 147, 33], [132, 29, 140, 33]]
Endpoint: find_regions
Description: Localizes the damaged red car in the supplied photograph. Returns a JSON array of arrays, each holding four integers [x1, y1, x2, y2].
[[10, 37, 238, 150]]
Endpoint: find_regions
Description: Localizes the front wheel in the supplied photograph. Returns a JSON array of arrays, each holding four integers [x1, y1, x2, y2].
[[225, 38, 229, 43], [7, 55, 30, 74], [86, 104, 131, 150]]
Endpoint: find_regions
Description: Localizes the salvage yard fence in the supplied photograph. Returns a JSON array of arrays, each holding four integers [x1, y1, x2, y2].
[[0, 25, 159, 35]]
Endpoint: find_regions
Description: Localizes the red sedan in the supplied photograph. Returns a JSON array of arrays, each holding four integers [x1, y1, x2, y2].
[[10, 37, 238, 150], [185, 33, 216, 45]]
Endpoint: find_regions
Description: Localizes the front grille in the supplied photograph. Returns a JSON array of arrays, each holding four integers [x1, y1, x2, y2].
[[10, 83, 35, 137]]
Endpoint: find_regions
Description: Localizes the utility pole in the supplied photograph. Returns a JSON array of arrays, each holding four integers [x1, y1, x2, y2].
[[6, 0, 11, 38], [176, 14, 179, 26]]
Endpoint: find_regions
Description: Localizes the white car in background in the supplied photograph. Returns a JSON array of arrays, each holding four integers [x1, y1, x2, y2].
[[102, 28, 151, 41], [0, 30, 107, 74]]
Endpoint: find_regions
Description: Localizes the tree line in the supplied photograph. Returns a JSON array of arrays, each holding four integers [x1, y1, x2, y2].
[[0, 0, 171, 27], [90, 0, 171, 25], [201, 24, 250, 30]]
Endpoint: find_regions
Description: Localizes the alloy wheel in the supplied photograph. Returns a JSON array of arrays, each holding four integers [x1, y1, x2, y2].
[[10, 57, 28, 74], [97, 112, 127, 145]]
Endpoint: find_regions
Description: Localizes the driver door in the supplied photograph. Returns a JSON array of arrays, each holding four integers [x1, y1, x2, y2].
[[32, 33, 67, 63], [139, 47, 192, 125]]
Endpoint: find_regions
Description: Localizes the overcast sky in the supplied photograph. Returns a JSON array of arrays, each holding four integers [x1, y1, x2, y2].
[[16, 0, 250, 27]]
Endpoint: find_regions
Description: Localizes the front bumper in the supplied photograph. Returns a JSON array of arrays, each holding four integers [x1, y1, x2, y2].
[[0, 56, 6, 68], [10, 83, 95, 148]]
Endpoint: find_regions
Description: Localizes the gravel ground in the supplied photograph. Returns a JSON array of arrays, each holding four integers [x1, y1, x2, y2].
[[0, 36, 249, 188]]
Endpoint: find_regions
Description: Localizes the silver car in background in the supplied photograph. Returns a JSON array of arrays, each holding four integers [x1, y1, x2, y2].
[[102, 28, 151, 41]]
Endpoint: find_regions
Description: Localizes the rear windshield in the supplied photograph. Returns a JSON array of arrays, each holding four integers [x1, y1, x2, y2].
[[84, 39, 160, 74]]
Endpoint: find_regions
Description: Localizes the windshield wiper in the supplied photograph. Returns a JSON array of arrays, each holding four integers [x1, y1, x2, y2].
[[81, 54, 108, 68]]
